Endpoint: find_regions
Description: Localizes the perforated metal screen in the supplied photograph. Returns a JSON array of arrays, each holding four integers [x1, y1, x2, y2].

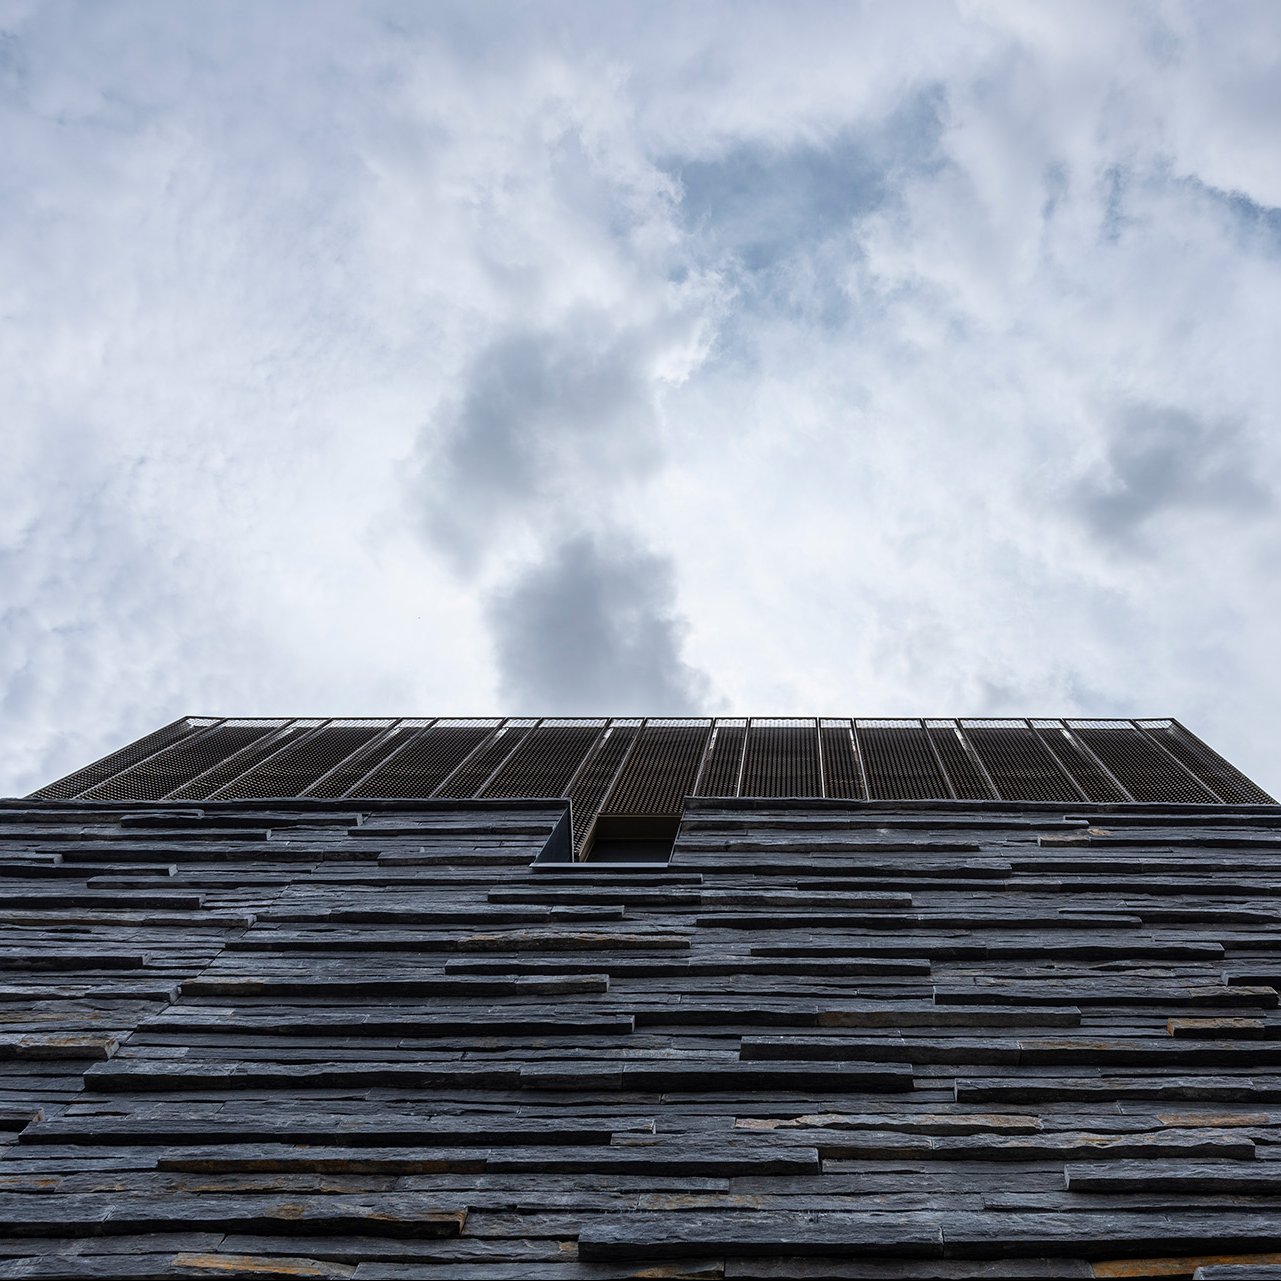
[[565, 722, 640, 850], [856, 721, 950, 800], [819, 720, 863, 800], [31, 715, 1273, 853], [601, 721, 711, 815], [739, 720, 821, 798], [348, 722, 496, 799], [926, 721, 994, 801], [39, 718, 209, 801], [481, 722, 604, 800], [695, 721, 746, 797], [962, 723, 1083, 803], [82, 721, 275, 803], [1137, 720, 1273, 804]]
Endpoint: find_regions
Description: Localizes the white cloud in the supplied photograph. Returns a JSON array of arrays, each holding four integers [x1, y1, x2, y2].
[[2, 0, 1280, 796]]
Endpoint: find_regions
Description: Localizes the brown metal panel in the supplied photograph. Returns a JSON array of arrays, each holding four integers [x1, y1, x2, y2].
[[602, 721, 712, 815], [305, 722, 430, 799], [434, 721, 536, 798], [695, 720, 746, 797], [963, 722, 1084, 803], [820, 720, 863, 799], [1070, 722, 1216, 803], [84, 721, 281, 802], [1032, 721, 1127, 803], [1137, 720, 1275, 804], [740, 719, 822, 797], [481, 722, 605, 799], [31, 711, 1275, 809], [30, 718, 209, 800], [566, 721, 642, 853], [169, 722, 320, 801], [926, 722, 995, 800], [348, 721, 498, 799], [213, 723, 388, 800], [855, 721, 950, 800]]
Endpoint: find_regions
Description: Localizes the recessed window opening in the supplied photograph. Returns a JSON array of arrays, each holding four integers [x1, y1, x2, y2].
[[581, 814, 680, 863]]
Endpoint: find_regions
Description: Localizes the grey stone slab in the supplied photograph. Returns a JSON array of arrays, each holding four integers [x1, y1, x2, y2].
[[939, 1210, 1281, 1257], [1065, 1161, 1281, 1192], [22, 1117, 654, 1147], [726, 1262, 1091, 1280], [955, 1076, 1281, 1103], [0, 1193, 466, 1238], [578, 1211, 944, 1260]]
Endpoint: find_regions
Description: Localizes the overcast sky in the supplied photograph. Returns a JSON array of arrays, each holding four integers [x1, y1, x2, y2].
[[3, 0, 1280, 797]]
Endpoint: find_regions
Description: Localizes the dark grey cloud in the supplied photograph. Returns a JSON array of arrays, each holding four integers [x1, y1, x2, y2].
[[485, 531, 711, 714], [1072, 403, 1274, 548], [417, 319, 667, 569]]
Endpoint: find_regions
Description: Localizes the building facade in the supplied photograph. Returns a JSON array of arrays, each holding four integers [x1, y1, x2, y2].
[[1, 718, 1278, 1278]]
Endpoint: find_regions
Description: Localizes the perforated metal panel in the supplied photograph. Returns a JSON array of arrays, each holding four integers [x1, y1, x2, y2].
[[820, 720, 863, 800], [695, 721, 746, 797], [212, 723, 386, 800], [856, 721, 950, 800], [740, 719, 822, 797], [1137, 721, 1272, 804], [30, 715, 1273, 819], [1071, 723, 1216, 804], [566, 722, 641, 852], [83, 721, 280, 802], [481, 722, 604, 799], [169, 723, 322, 801], [305, 722, 426, 798], [926, 722, 995, 800], [602, 721, 711, 815], [435, 722, 536, 799], [32, 718, 209, 800], [1029, 724, 1127, 803], [347, 721, 497, 799], [963, 723, 1083, 802]]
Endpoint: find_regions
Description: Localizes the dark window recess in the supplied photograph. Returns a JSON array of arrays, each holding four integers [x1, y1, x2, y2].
[[582, 815, 680, 864]]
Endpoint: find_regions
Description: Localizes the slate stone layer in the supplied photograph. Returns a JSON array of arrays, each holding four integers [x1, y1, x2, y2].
[[0, 797, 1279, 1278]]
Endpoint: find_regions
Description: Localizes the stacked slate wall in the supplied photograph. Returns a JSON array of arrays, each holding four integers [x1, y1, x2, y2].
[[0, 798, 1278, 1278]]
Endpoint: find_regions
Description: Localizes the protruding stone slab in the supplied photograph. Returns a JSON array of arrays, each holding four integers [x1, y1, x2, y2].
[[578, 1211, 944, 1260]]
